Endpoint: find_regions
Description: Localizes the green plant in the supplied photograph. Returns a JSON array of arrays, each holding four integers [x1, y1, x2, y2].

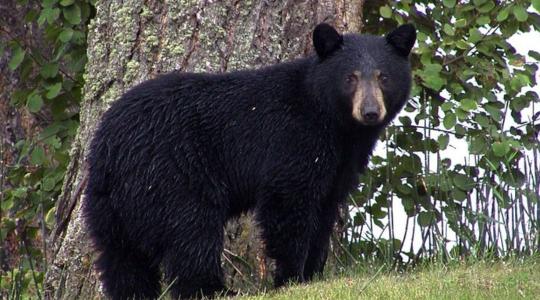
[[338, 0, 540, 265], [1, 0, 94, 297]]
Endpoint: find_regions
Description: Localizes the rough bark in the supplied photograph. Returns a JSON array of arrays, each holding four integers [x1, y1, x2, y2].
[[44, 1, 363, 298]]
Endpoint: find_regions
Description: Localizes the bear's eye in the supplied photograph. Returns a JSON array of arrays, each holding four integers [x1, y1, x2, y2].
[[345, 74, 358, 85], [378, 73, 389, 84]]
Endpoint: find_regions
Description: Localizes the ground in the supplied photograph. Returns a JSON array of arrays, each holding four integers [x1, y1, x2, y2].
[[235, 257, 540, 300]]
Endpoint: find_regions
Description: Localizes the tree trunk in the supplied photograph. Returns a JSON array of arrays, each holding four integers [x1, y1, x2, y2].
[[44, 1, 363, 298]]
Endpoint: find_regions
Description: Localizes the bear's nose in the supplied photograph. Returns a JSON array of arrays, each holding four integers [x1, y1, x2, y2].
[[362, 108, 379, 124]]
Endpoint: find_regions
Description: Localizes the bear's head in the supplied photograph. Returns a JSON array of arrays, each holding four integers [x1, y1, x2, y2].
[[310, 23, 416, 128]]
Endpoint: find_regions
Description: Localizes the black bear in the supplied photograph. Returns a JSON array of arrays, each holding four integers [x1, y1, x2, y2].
[[83, 23, 416, 299]]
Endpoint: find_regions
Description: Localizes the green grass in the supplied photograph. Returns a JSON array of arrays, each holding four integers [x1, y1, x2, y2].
[[236, 257, 540, 300]]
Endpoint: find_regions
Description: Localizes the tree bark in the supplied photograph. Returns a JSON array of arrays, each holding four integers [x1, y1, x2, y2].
[[44, 1, 363, 298]]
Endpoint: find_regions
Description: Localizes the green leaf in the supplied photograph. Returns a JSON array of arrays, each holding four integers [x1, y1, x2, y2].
[[476, 15, 491, 25], [27, 93, 43, 113], [503, 168, 526, 188], [24, 9, 39, 22], [418, 211, 437, 227], [475, 114, 490, 128], [469, 136, 487, 154], [59, 0, 75, 6], [424, 76, 445, 91], [460, 99, 477, 111], [42, 176, 57, 191], [367, 203, 387, 219], [40, 62, 59, 78], [45, 207, 56, 227], [455, 18, 467, 28], [40, 124, 63, 140], [59, 28, 74, 42], [528, 50, 540, 61], [44, 135, 62, 149], [513, 5, 528, 22], [493, 141, 510, 157], [510, 73, 530, 91], [441, 102, 453, 112], [396, 183, 413, 195], [12, 187, 28, 198], [443, 24, 455, 36], [534, 0, 540, 13], [39, 7, 60, 25], [443, 0, 456, 8], [438, 134, 449, 150], [30, 146, 46, 165], [468, 28, 482, 43], [399, 116, 411, 126], [9, 89, 30, 106], [9, 47, 25, 71], [380, 5, 392, 18], [443, 112, 456, 129], [452, 173, 476, 191], [485, 102, 503, 121], [496, 6, 511, 22], [425, 63, 443, 73], [419, 63, 445, 90], [452, 189, 468, 201], [456, 108, 468, 120], [42, 0, 58, 8], [63, 4, 81, 25], [473, 0, 487, 5], [477, 1, 495, 13], [455, 124, 466, 138], [401, 198, 416, 216], [46, 82, 62, 99], [1, 198, 14, 211]]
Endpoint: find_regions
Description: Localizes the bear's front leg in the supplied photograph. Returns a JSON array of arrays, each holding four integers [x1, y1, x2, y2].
[[256, 193, 316, 287]]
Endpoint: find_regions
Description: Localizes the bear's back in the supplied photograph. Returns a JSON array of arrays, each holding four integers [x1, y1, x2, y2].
[[87, 59, 329, 204]]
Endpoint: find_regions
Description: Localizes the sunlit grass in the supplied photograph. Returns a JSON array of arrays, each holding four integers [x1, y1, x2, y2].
[[236, 257, 540, 300]]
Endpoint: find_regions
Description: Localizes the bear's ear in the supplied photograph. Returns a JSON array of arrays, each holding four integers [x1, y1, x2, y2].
[[386, 24, 416, 57], [313, 23, 343, 59]]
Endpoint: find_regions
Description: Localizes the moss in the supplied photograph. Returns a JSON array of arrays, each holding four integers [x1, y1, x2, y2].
[[123, 60, 140, 84], [110, 4, 140, 50], [140, 5, 152, 19], [146, 35, 159, 48], [170, 45, 185, 56], [90, 42, 107, 62], [102, 85, 122, 106]]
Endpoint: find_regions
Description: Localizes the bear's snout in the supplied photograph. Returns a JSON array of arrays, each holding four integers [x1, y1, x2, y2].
[[361, 104, 380, 124], [352, 80, 387, 125]]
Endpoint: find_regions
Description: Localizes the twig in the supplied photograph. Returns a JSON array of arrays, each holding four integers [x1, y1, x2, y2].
[[22, 232, 43, 300], [358, 264, 386, 293]]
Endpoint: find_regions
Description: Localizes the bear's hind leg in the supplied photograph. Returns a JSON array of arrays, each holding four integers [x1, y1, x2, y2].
[[256, 194, 315, 287], [95, 244, 161, 300], [304, 200, 339, 281], [162, 215, 226, 299]]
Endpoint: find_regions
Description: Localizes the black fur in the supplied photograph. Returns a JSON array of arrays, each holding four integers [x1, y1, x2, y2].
[[385, 23, 416, 57], [83, 24, 415, 299], [313, 23, 343, 58]]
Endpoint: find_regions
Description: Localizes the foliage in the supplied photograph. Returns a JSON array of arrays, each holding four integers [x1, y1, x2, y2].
[[340, 0, 540, 265], [1, 0, 94, 297]]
